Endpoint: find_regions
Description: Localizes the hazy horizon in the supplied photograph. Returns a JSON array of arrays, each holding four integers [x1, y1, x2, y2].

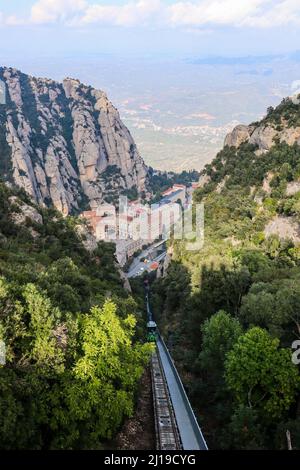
[[2, 1, 300, 171]]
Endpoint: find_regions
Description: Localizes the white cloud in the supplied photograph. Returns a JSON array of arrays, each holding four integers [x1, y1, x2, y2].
[[242, 0, 300, 27], [6, 15, 26, 26], [30, 0, 87, 24], [2, 0, 300, 29], [72, 0, 300, 29], [80, 0, 162, 27], [168, 0, 268, 27]]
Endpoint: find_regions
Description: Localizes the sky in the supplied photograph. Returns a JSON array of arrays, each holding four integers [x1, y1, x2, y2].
[[0, 0, 300, 58], [1, 1, 300, 171]]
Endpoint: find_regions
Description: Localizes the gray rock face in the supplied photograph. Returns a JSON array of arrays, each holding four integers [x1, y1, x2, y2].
[[224, 125, 253, 148], [116, 264, 132, 293], [75, 223, 98, 253], [225, 119, 300, 153], [286, 181, 300, 196], [264, 215, 300, 243], [248, 125, 277, 151], [0, 67, 148, 215], [9, 196, 43, 226]]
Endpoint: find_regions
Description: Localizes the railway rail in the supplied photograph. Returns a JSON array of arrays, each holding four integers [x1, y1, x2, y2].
[[147, 290, 208, 451], [151, 347, 182, 450]]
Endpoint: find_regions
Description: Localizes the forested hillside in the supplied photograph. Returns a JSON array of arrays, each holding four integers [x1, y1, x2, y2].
[[152, 99, 300, 450], [0, 183, 152, 449]]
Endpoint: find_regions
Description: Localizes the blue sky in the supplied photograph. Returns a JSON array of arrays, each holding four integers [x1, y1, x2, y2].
[[0, 1, 300, 58]]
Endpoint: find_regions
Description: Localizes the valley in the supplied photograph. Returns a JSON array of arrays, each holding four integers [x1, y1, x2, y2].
[[1, 65, 300, 451], [6, 52, 300, 172], [2, 0, 300, 458]]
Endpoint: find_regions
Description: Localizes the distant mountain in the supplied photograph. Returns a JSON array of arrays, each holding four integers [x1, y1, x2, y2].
[[189, 51, 300, 66], [189, 54, 280, 66], [0, 67, 149, 215]]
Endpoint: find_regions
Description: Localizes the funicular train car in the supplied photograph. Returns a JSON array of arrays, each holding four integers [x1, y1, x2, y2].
[[147, 320, 157, 342]]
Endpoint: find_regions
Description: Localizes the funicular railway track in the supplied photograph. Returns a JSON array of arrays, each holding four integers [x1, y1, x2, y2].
[[151, 348, 182, 450], [146, 284, 208, 451]]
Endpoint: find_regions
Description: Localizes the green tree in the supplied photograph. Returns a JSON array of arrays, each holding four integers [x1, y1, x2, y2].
[[162, 262, 191, 312], [221, 405, 265, 450], [50, 300, 153, 448], [225, 327, 300, 418], [199, 310, 242, 372], [239, 280, 300, 339], [24, 284, 64, 370]]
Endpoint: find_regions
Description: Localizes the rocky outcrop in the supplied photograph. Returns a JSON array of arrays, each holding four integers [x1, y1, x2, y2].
[[262, 172, 274, 194], [9, 196, 43, 226], [224, 124, 253, 148], [116, 264, 132, 293], [198, 174, 211, 188], [75, 223, 98, 253], [224, 104, 300, 153], [286, 181, 300, 196], [215, 175, 229, 194], [0, 67, 149, 215], [264, 215, 300, 243], [197, 97, 300, 199], [248, 125, 277, 151]]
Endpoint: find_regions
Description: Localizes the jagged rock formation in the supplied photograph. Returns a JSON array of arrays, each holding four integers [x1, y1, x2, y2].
[[0, 67, 148, 215], [75, 223, 98, 253], [9, 196, 43, 226], [224, 97, 300, 152], [197, 96, 300, 245], [224, 124, 255, 148], [264, 215, 300, 243], [226, 123, 300, 153]]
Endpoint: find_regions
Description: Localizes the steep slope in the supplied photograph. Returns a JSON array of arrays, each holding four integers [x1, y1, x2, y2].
[[197, 96, 300, 239], [151, 97, 300, 450], [0, 67, 148, 215], [0, 182, 152, 449], [225, 96, 300, 151]]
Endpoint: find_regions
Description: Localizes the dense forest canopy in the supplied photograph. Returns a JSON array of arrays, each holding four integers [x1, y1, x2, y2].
[[0, 183, 152, 449]]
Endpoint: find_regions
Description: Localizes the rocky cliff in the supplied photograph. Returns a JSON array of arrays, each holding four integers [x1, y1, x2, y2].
[[224, 96, 300, 152], [0, 67, 148, 215], [197, 95, 300, 243]]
